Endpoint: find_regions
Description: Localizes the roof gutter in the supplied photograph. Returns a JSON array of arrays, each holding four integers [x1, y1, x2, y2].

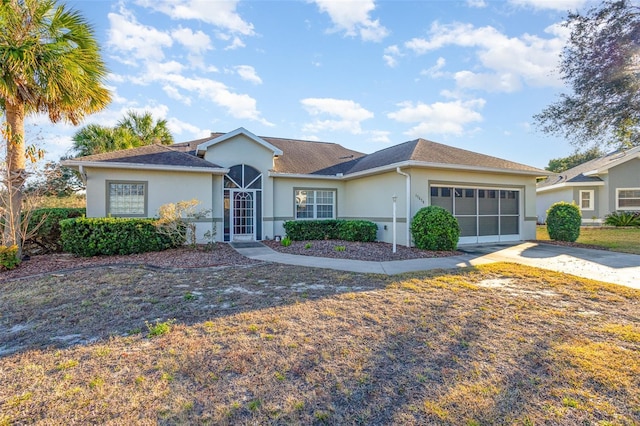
[[78, 164, 87, 184], [62, 160, 229, 175], [536, 180, 605, 193], [396, 167, 411, 247]]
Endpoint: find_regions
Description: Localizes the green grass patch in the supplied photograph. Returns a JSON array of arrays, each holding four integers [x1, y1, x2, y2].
[[536, 225, 640, 254]]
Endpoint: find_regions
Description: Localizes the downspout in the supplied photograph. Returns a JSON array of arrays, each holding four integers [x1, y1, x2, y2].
[[396, 167, 411, 247], [78, 164, 87, 184]]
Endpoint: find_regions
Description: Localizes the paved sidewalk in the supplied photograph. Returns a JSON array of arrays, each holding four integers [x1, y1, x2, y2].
[[231, 242, 640, 289]]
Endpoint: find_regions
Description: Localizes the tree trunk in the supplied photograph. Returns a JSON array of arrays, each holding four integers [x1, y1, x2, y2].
[[3, 103, 26, 258]]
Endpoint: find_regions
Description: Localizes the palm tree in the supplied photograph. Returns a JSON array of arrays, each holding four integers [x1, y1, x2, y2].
[[71, 124, 136, 157], [0, 0, 111, 254], [116, 110, 174, 146]]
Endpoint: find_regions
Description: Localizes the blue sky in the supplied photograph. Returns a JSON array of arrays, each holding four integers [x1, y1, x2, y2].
[[30, 0, 598, 169]]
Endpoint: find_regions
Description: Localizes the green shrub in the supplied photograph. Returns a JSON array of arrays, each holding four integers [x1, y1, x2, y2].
[[410, 206, 460, 251], [546, 201, 582, 242], [338, 220, 377, 242], [283, 219, 377, 242], [0, 245, 20, 270], [283, 220, 341, 240], [281, 236, 292, 247], [24, 208, 86, 254], [604, 211, 640, 227], [60, 217, 178, 257]]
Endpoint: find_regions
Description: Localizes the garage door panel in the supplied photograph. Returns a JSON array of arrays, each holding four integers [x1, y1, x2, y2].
[[500, 190, 519, 214], [457, 216, 477, 237], [478, 216, 499, 236], [501, 216, 519, 235], [430, 184, 521, 244]]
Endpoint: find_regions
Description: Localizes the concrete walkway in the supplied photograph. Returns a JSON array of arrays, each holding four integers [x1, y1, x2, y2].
[[232, 242, 640, 289]]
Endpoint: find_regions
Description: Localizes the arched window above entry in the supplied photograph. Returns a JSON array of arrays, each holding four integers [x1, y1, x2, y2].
[[224, 164, 262, 189]]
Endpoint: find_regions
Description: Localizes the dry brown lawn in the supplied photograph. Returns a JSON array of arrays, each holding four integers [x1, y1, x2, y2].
[[1, 262, 639, 425]]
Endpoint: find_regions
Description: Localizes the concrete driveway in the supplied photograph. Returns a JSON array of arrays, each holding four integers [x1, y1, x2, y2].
[[456, 242, 640, 289], [235, 242, 640, 289]]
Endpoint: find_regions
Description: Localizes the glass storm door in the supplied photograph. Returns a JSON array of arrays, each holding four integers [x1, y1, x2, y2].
[[224, 164, 263, 242], [232, 190, 255, 241]]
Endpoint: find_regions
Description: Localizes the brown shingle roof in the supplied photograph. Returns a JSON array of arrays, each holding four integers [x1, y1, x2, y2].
[[71, 144, 223, 169], [344, 139, 546, 175], [263, 137, 366, 174], [68, 130, 546, 176]]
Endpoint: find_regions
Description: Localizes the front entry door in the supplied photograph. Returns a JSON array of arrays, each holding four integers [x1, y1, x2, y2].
[[232, 190, 255, 241]]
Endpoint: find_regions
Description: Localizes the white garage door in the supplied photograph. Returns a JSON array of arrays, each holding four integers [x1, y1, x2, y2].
[[430, 186, 521, 244]]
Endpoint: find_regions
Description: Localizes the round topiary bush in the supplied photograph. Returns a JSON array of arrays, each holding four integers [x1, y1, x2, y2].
[[546, 201, 581, 242], [410, 206, 460, 251]]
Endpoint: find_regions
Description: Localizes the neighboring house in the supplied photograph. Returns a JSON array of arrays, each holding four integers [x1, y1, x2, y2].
[[536, 145, 640, 224], [63, 127, 547, 246]]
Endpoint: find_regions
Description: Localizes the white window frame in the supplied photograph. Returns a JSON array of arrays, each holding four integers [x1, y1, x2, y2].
[[294, 189, 336, 220], [107, 181, 148, 217], [579, 190, 594, 211], [616, 188, 640, 210]]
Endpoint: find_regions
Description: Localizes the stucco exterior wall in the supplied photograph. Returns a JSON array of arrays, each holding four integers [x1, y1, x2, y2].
[[536, 188, 572, 224], [84, 167, 216, 241], [343, 171, 409, 244], [203, 134, 275, 171], [270, 177, 345, 239], [608, 157, 640, 211], [570, 186, 603, 222]]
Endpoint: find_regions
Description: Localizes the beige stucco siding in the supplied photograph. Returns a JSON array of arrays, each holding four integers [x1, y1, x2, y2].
[[343, 171, 409, 244], [84, 167, 216, 240], [203, 134, 275, 171], [270, 177, 345, 239]]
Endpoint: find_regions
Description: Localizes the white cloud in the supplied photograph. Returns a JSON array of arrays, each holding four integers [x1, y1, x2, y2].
[[171, 27, 212, 55], [454, 70, 522, 92], [312, 0, 389, 42], [135, 0, 255, 36], [301, 98, 374, 134], [508, 0, 588, 11], [107, 11, 173, 64], [224, 36, 246, 50], [163, 85, 192, 105], [420, 57, 447, 78], [235, 65, 263, 85], [387, 99, 485, 137], [383, 45, 401, 68], [166, 117, 204, 136], [467, 0, 487, 7], [162, 74, 272, 126], [404, 21, 566, 91], [368, 130, 391, 143]]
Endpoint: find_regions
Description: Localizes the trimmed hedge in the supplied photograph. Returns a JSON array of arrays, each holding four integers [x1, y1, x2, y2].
[[283, 219, 377, 242], [60, 217, 178, 257], [410, 206, 460, 251], [546, 201, 581, 242], [25, 208, 86, 254]]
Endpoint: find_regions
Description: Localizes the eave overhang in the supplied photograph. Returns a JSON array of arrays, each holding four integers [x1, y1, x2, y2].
[[536, 180, 605, 193], [62, 160, 229, 175], [269, 160, 549, 180]]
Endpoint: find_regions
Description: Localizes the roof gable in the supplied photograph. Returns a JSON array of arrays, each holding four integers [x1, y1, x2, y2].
[[537, 145, 640, 190], [196, 127, 283, 157]]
